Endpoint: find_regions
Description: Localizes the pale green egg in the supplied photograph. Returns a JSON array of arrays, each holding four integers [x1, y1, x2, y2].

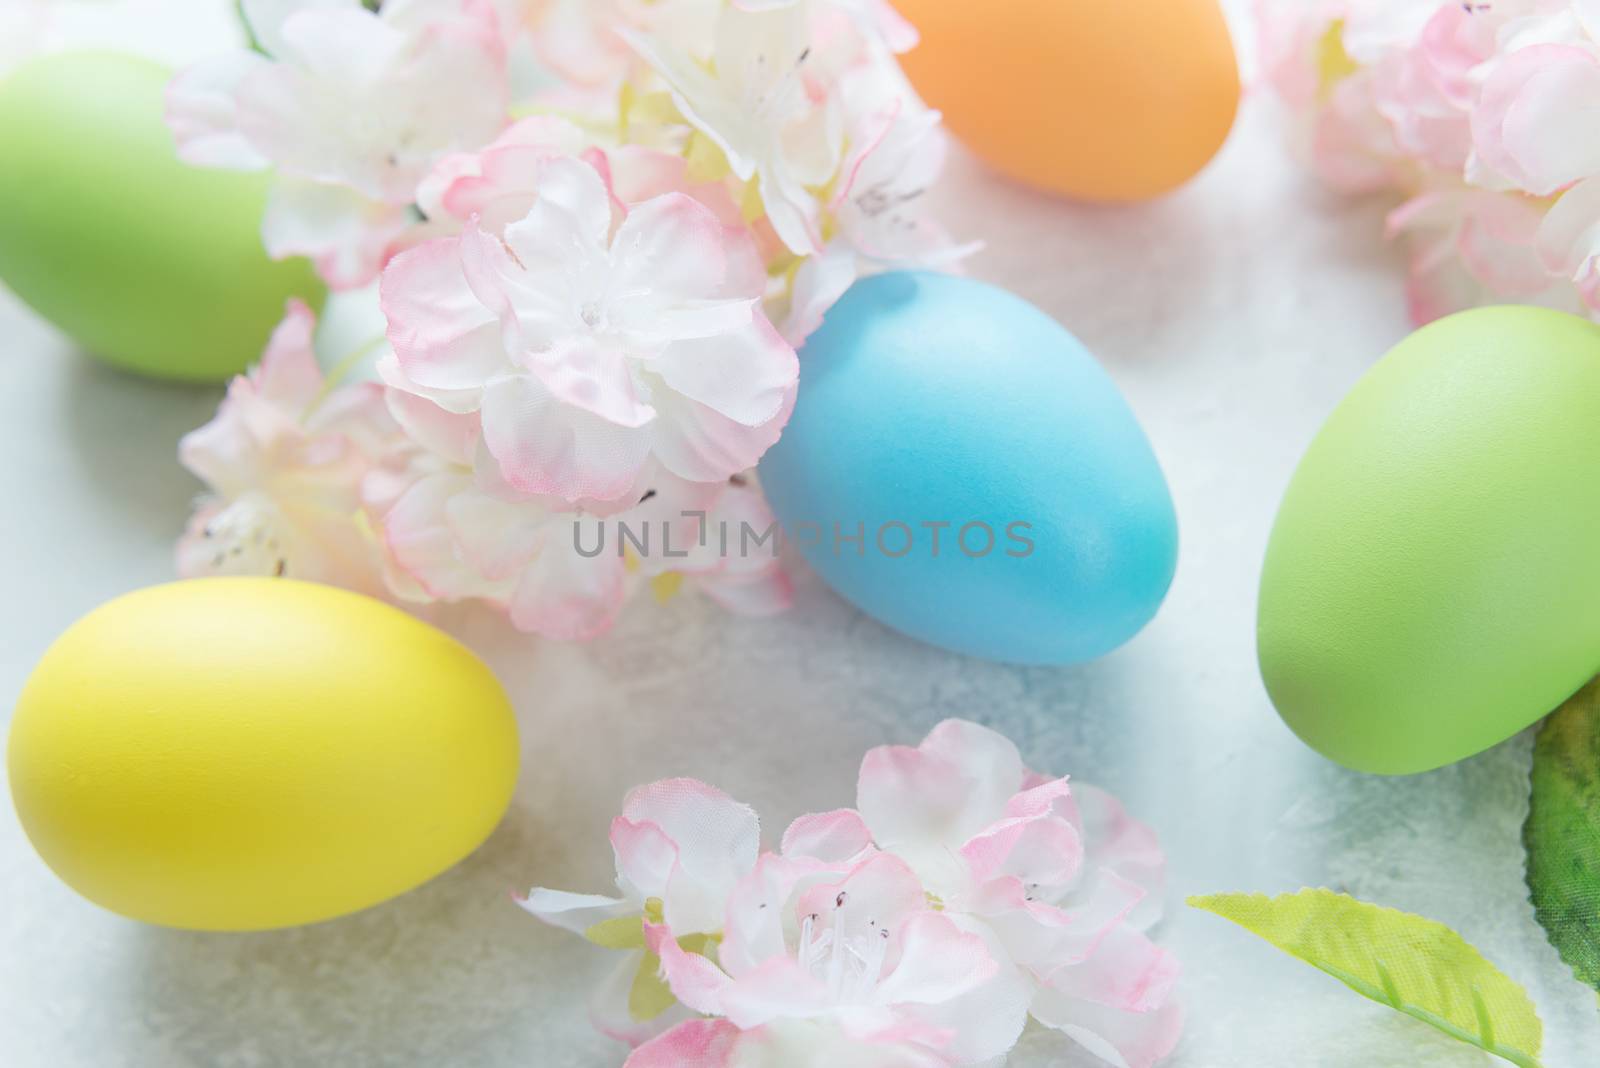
[[1259, 307, 1600, 774], [0, 52, 324, 382]]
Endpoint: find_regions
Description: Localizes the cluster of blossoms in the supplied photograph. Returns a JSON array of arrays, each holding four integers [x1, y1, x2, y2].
[[1257, 0, 1600, 324], [521, 720, 1182, 1067], [166, 0, 969, 638]]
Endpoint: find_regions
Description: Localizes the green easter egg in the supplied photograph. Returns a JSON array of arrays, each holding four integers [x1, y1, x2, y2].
[[0, 52, 324, 382], [1259, 306, 1600, 774]]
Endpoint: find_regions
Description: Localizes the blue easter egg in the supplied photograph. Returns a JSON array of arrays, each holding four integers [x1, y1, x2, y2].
[[758, 271, 1177, 665]]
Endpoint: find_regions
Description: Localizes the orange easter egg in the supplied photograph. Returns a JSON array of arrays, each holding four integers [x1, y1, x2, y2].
[[894, 0, 1241, 202]]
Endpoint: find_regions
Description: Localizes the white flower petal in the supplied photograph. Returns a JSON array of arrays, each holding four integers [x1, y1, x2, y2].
[[872, 911, 998, 1008], [479, 372, 654, 503], [522, 155, 616, 250], [783, 239, 858, 345], [856, 719, 1027, 872], [446, 486, 547, 581], [611, 193, 743, 314], [263, 178, 410, 289], [1030, 993, 1184, 1068], [591, 951, 692, 1047], [381, 380, 480, 467], [241, 0, 362, 60], [165, 52, 273, 169], [781, 809, 875, 864], [622, 778, 761, 933], [382, 469, 508, 601], [516, 888, 631, 934], [380, 238, 506, 395], [610, 815, 681, 903], [719, 853, 830, 977], [507, 533, 629, 639], [647, 384, 789, 485], [653, 317, 797, 427], [273, 5, 405, 86], [902, 918, 1031, 1064], [1539, 174, 1600, 308], [528, 337, 658, 429]]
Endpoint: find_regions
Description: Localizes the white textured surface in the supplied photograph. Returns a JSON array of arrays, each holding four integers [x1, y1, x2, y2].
[[3, 4, 1599, 1066]]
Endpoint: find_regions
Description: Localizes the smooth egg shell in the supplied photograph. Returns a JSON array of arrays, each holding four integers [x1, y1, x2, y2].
[[0, 52, 324, 382], [8, 579, 519, 930], [759, 271, 1177, 665], [1258, 307, 1600, 774], [893, 0, 1240, 202]]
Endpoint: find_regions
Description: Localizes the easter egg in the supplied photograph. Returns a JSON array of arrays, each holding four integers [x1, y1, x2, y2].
[[893, 0, 1240, 202], [759, 271, 1177, 665], [0, 52, 323, 382], [1258, 307, 1600, 775], [8, 578, 519, 930]]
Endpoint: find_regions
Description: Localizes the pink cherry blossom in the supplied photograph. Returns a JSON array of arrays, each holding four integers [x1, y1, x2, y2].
[[830, 720, 1182, 1068], [1471, 43, 1600, 193], [781, 96, 977, 343], [1539, 174, 1600, 308], [1371, 4, 1498, 172], [1259, 0, 1600, 323], [625, 3, 846, 255], [372, 390, 729, 639], [527, 777, 762, 939], [261, 180, 417, 289], [415, 115, 593, 233], [177, 299, 397, 595], [519, 0, 722, 89], [167, 0, 961, 638], [1338, 1, 1445, 64], [413, 118, 753, 241], [1253, 0, 1344, 110], [1386, 183, 1565, 322], [649, 851, 1007, 1059], [652, 720, 1180, 1066], [380, 155, 797, 508], [626, 1017, 956, 1068], [517, 722, 1180, 1064], [675, 477, 794, 618], [1310, 72, 1410, 194], [832, 102, 974, 268], [166, 0, 511, 287], [520, 779, 761, 1044]]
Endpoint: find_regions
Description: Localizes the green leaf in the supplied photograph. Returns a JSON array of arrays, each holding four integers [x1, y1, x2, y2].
[[737, 174, 765, 224], [684, 131, 733, 185], [617, 928, 721, 1022], [1191, 889, 1544, 1068], [584, 914, 645, 951], [628, 950, 676, 1022], [1525, 676, 1600, 992], [1315, 21, 1359, 101]]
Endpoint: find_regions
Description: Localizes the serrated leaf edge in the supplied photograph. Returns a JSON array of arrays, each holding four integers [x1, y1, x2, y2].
[[1523, 681, 1600, 995]]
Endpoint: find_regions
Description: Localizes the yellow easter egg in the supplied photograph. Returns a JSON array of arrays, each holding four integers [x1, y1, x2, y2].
[[8, 578, 518, 930], [894, 0, 1241, 201]]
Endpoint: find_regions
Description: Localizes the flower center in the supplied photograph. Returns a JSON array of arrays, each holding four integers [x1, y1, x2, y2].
[[745, 45, 813, 127], [795, 891, 890, 1005], [196, 495, 292, 578]]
